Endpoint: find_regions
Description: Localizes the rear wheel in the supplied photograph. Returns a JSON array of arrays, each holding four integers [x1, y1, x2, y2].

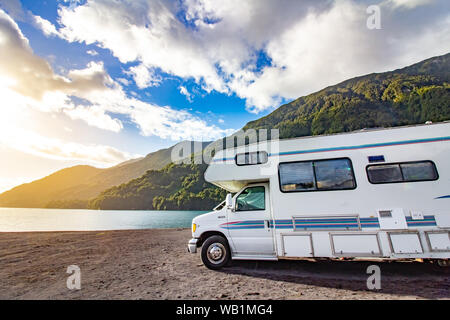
[[436, 259, 449, 267], [201, 235, 231, 270]]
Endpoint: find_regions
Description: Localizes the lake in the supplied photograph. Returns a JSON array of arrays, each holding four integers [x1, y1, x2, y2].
[[0, 208, 208, 232]]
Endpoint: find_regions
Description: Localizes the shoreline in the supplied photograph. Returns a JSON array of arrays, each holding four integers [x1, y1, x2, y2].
[[0, 229, 449, 300]]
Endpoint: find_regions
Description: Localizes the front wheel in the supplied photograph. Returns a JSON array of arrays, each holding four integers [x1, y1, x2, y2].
[[201, 235, 231, 270]]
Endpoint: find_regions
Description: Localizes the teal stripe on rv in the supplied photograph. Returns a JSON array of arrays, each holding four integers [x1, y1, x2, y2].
[[213, 136, 450, 162], [222, 216, 437, 230]]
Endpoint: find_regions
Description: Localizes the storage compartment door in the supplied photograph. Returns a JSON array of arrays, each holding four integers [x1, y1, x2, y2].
[[426, 231, 450, 252], [388, 232, 423, 254], [331, 233, 381, 256], [282, 234, 313, 257]]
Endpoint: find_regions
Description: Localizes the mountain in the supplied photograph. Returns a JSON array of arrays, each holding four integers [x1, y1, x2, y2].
[[88, 162, 226, 211], [243, 53, 450, 138], [0, 141, 209, 208]]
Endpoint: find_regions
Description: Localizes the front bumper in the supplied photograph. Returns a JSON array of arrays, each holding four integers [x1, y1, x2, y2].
[[187, 238, 199, 253]]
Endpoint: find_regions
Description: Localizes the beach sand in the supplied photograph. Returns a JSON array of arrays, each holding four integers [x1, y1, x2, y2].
[[0, 228, 448, 300]]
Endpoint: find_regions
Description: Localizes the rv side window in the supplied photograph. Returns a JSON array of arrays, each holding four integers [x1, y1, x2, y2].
[[236, 151, 268, 166], [400, 162, 438, 181], [279, 158, 356, 192], [236, 186, 265, 211], [315, 159, 356, 190], [366, 164, 403, 183], [279, 162, 315, 191], [367, 161, 438, 184]]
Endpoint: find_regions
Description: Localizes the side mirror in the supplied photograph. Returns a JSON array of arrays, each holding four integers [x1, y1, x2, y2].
[[225, 193, 233, 209]]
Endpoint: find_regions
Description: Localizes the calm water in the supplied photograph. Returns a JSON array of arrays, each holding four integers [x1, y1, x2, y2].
[[0, 208, 208, 232]]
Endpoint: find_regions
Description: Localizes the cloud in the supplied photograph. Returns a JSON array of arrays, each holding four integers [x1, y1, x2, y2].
[[386, 0, 434, 9], [64, 106, 124, 132], [55, 0, 450, 113], [0, 0, 24, 20], [126, 63, 161, 89], [87, 49, 98, 56], [179, 85, 193, 102], [0, 85, 138, 166], [0, 128, 139, 166], [32, 15, 60, 37], [0, 9, 235, 143]]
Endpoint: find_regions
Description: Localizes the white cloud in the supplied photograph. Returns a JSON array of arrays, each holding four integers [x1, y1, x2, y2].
[[179, 85, 193, 102], [116, 77, 130, 86], [126, 63, 161, 88], [32, 15, 60, 37], [55, 0, 450, 113], [386, 0, 434, 10], [0, 9, 236, 144], [0, 0, 24, 21], [87, 49, 98, 56], [0, 84, 138, 166], [0, 128, 139, 166], [64, 106, 123, 132]]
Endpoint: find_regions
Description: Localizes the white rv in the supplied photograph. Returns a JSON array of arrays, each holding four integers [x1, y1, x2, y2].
[[188, 122, 450, 269]]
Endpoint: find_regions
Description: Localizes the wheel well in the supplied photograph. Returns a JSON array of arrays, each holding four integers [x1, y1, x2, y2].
[[198, 231, 228, 247]]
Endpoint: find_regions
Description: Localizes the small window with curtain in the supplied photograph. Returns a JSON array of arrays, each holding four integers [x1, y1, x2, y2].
[[236, 151, 268, 166], [367, 160, 438, 184], [236, 186, 265, 211]]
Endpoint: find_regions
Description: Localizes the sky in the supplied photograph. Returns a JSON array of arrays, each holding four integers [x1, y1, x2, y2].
[[0, 0, 449, 193]]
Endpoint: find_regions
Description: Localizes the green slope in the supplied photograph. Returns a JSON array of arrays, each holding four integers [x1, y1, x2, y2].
[[244, 53, 450, 138], [88, 162, 226, 211], [0, 141, 207, 208]]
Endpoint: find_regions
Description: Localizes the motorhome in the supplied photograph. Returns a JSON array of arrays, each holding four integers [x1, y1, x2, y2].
[[187, 122, 450, 269]]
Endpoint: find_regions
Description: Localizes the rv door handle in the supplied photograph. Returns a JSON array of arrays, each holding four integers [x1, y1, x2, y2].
[[265, 220, 270, 229]]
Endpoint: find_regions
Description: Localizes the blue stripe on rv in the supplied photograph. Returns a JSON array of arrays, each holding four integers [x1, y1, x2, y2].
[[222, 216, 436, 229], [212, 136, 450, 162]]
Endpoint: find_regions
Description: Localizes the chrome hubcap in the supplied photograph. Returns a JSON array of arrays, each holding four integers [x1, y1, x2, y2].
[[207, 243, 226, 264]]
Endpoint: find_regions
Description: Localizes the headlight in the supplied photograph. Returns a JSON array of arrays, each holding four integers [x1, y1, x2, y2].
[[192, 223, 197, 233]]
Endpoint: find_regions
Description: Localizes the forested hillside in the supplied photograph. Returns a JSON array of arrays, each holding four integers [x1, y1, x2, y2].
[[88, 162, 226, 211], [0, 142, 207, 208], [244, 53, 450, 138]]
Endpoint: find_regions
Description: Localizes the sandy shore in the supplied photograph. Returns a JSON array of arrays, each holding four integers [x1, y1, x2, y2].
[[0, 228, 448, 300]]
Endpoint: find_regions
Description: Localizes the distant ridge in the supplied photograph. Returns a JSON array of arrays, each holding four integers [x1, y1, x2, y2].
[[0, 141, 209, 208]]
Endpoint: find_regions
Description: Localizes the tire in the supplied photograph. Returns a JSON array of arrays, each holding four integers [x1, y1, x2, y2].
[[437, 259, 450, 267], [201, 235, 231, 270]]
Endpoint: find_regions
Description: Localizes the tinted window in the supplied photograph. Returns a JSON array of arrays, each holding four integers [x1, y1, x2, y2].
[[401, 162, 437, 181], [279, 158, 356, 192], [315, 159, 356, 190], [236, 186, 265, 211], [236, 151, 268, 166], [367, 161, 438, 184], [367, 164, 403, 183], [279, 162, 315, 191]]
